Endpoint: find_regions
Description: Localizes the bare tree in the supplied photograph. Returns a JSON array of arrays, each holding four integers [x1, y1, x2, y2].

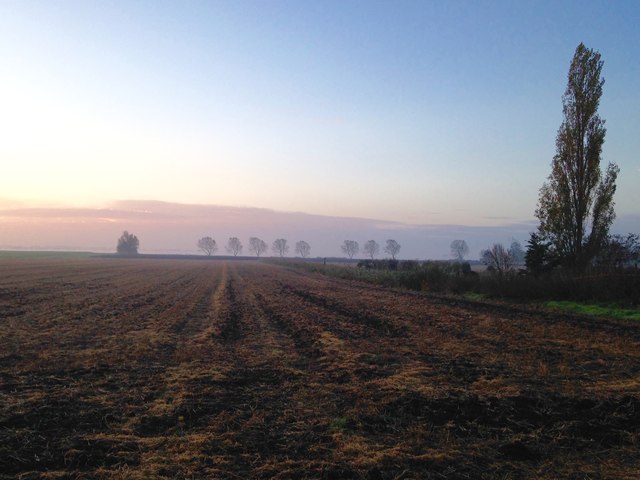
[[596, 233, 640, 270], [481, 243, 513, 275], [117, 231, 139, 255], [363, 240, 380, 259], [226, 237, 243, 257], [384, 239, 401, 260], [295, 240, 311, 258], [249, 237, 268, 257], [272, 238, 289, 257], [450, 240, 469, 262], [197, 236, 217, 256], [341, 240, 359, 259]]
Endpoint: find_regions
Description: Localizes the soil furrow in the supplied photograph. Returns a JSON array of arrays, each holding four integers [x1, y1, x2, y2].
[[2, 258, 639, 479]]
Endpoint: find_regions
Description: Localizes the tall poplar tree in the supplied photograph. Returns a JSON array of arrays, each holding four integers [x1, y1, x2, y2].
[[535, 43, 619, 271]]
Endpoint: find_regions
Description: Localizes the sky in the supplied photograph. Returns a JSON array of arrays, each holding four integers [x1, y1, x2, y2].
[[1, 1, 639, 257]]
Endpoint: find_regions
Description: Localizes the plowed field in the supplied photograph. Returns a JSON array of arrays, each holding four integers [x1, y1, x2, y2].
[[1, 257, 639, 479]]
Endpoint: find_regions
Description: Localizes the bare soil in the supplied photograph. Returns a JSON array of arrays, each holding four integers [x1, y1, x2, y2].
[[1, 257, 639, 479]]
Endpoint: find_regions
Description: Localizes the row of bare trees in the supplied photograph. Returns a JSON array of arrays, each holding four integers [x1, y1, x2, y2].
[[197, 236, 403, 260], [342, 239, 401, 260], [197, 236, 312, 258], [125, 231, 527, 269]]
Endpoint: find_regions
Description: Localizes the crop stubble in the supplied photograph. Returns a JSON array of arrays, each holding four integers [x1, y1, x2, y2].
[[1, 257, 639, 479]]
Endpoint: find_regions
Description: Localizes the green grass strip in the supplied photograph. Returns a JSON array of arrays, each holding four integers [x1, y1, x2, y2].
[[545, 300, 640, 321], [464, 292, 486, 301]]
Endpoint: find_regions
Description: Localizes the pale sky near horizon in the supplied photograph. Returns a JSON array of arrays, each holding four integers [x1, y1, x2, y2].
[[1, 0, 639, 229]]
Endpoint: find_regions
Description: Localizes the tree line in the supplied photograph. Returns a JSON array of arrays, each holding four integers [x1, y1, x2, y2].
[[342, 239, 401, 260], [116, 231, 405, 260], [195, 237, 311, 258]]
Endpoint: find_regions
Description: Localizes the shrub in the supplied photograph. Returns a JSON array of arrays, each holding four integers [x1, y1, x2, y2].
[[292, 259, 640, 305]]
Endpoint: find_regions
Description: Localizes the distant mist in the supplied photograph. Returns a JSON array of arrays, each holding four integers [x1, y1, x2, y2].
[[1, 200, 638, 260]]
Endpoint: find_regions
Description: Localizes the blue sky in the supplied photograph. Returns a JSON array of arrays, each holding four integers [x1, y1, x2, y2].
[[0, 0, 639, 247]]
